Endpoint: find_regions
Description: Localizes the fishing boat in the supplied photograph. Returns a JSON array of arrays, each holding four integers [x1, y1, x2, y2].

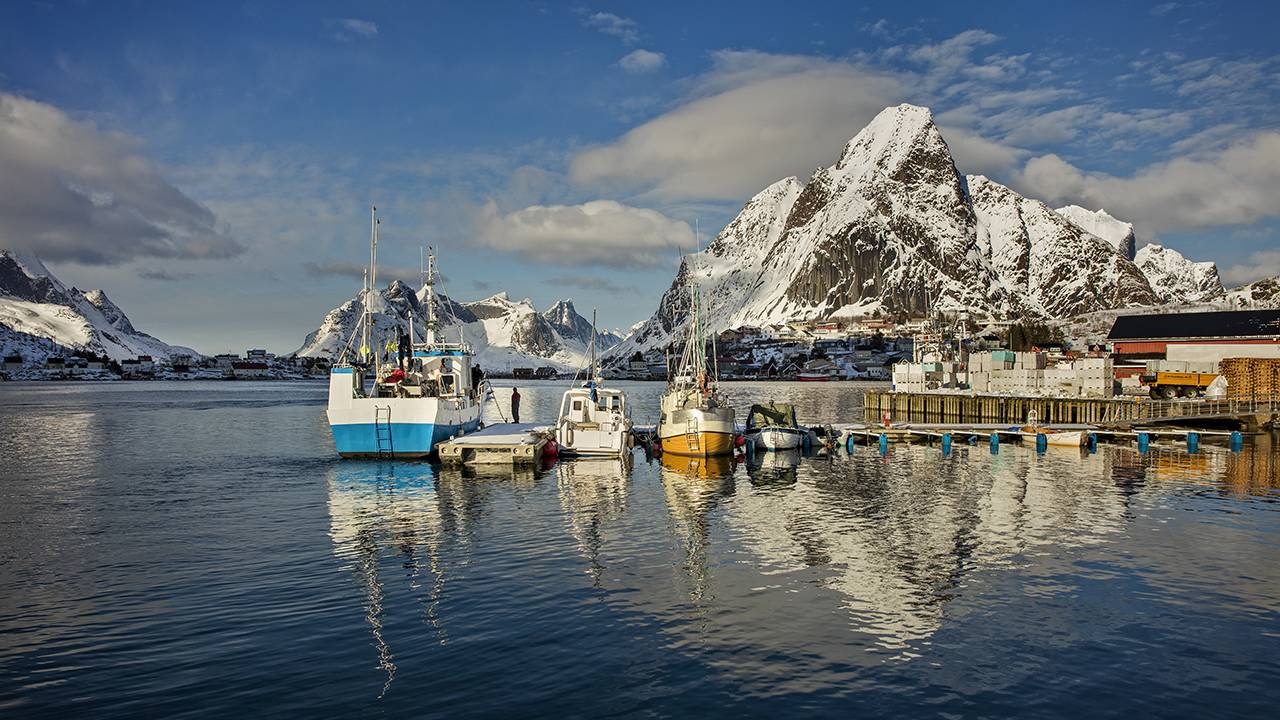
[[657, 260, 736, 457], [1016, 410, 1086, 447], [555, 310, 633, 457], [744, 402, 806, 450], [326, 208, 482, 458]]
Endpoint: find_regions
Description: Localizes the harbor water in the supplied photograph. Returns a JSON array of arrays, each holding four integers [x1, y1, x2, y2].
[[1, 380, 1278, 718]]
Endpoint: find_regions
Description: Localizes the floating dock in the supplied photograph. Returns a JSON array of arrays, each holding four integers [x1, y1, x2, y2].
[[436, 423, 552, 465], [863, 390, 1279, 431]]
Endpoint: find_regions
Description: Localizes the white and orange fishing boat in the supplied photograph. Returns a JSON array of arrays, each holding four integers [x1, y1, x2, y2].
[[657, 261, 736, 458]]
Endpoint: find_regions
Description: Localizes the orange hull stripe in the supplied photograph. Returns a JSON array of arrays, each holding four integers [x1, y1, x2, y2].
[[660, 432, 736, 457]]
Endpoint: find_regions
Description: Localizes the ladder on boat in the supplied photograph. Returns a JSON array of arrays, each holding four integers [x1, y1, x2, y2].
[[685, 416, 700, 453], [374, 405, 394, 458]]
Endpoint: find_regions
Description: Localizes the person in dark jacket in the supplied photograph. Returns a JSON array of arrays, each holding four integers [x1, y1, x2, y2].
[[511, 387, 521, 423], [397, 330, 410, 369]]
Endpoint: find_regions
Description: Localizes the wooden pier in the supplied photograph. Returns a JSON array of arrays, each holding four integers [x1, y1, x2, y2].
[[863, 390, 1279, 431], [436, 423, 552, 465]]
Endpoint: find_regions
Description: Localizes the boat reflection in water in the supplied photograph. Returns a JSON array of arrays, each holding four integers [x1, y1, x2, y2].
[[325, 462, 475, 696], [744, 447, 802, 489], [658, 453, 737, 604], [556, 454, 633, 585]]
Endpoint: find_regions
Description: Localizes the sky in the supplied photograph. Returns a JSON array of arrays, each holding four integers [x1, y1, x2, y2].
[[1, 0, 1279, 354]]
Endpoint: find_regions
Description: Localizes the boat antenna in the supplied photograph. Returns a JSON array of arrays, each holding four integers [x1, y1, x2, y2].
[[424, 246, 437, 345]]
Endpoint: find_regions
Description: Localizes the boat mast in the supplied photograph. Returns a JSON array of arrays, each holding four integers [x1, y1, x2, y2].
[[371, 207, 380, 378], [424, 248, 437, 345], [362, 206, 377, 367], [589, 308, 597, 385]]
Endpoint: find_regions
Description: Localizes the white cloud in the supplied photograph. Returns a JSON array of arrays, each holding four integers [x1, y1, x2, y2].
[[0, 92, 241, 265], [336, 18, 377, 40], [478, 200, 693, 268], [582, 11, 639, 45], [618, 49, 666, 74], [570, 52, 913, 200], [1220, 249, 1280, 287], [1019, 131, 1280, 235]]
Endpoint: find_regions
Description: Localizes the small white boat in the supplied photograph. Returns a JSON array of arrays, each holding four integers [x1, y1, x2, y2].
[[744, 402, 807, 450], [1016, 410, 1085, 447], [555, 311, 633, 457]]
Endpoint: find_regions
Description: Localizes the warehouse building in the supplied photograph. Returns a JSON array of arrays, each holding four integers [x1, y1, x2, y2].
[[1106, 309, 1280, 377]]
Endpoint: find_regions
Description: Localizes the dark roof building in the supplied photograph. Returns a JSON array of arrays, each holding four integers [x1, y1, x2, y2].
[[1107, 309, 1280, 341]]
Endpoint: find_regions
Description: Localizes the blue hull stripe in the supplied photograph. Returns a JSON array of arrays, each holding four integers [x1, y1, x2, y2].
[[331, 419, 481, 457]]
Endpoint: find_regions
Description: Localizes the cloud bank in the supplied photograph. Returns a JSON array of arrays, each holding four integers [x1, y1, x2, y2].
[[478, 200, 692, 268], [0, 92, 241, 265]]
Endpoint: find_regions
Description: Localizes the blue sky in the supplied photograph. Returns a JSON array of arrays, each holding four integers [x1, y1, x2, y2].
[[1, 0, 1278, 353]]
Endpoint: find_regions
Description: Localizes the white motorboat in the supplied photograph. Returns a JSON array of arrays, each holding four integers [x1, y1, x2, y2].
[[744, 402, 806, 450], [555, 311, 633, 457]]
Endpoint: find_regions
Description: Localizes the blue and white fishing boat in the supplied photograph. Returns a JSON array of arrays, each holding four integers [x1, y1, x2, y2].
[[327, 207, 482, 458]]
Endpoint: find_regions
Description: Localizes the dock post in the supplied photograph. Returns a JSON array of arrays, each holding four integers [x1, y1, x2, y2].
[[1187, 431, 1200, 454], [878, 433, 888, 455], [1230, 431, 1243, 452], [1138, 432, 1149, 453], [989, 433, 999, 454], [1036, 433, 1047, 453], [1087, 432, 1097, 453], [942, 433, 952, 456]]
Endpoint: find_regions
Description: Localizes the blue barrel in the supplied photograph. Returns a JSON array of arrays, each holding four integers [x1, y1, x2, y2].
[[1036, 433, 1048, 453], [942, 433, 952, 456], [1230, 431, 1243, 452], [1137, 432, 1149, 453], [846, 434, 856, 454], [1087, 432, 1098, 453], [1187, 431, 1199, 454], [989, 433, 999, 454], [879, 433, 888, 455]]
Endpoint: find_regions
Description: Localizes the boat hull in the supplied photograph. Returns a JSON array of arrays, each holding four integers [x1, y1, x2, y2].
[[327, 369, 481, 458], [748, 427, 805, 450], [1018, 429, 1086, 447], [659, 431, 735, 457], [330, 419, 481, 458], [797, 373, 832, 382]]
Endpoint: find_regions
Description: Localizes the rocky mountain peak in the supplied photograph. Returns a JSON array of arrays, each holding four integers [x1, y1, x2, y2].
[[1055, 205, 1137, 260], [1134, 243, 1224, 304]]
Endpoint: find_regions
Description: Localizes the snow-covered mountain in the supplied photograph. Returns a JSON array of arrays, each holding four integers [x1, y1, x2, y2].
[[1053, 206, 1137, 261], [295, 284, 620, 372], [0, 249, 198, 363], [1133, 243, 1225, 304], [610, 104, 1161, 357], [1226, 275, 1280, 308]]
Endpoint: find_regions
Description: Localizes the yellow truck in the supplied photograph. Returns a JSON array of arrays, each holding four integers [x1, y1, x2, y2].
[[1142, 371, 1218, 399]]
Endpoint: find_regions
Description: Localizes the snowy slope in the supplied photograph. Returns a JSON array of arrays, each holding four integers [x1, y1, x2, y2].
[[970, 176, 1158, 317], [1225, 275, 1280, 308], [610, 103, 1161, 359], [1054, 206, 1137, 260], [1133, 243, 1225, 304], [0, 249, 199, 363], [295, 285, 616, 372]]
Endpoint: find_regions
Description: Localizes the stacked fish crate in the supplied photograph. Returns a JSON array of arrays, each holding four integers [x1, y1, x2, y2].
[[965, 352, 1114, 397], [1220, 358, 1280, 399]]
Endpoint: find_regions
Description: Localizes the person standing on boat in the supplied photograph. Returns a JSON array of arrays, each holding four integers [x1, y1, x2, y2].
[[397, 330, 410, 369], [511, 387, 521, 423]]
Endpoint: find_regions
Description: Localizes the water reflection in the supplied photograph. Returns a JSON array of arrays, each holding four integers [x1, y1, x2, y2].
[[744, 448, 801, 488], [659, 455, 737, 605], [556, 455, 633, 585]]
